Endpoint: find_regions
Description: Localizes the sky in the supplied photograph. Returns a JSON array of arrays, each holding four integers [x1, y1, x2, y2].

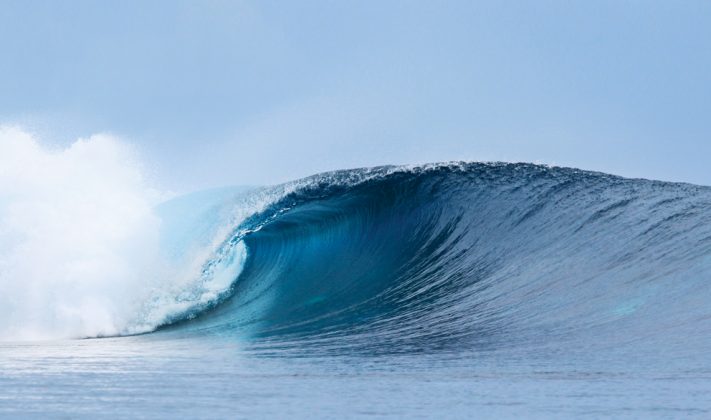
[[1, 0, 710, 191]]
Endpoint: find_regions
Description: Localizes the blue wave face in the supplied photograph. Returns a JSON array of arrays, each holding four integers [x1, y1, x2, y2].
[[155, 163, 711, 358]]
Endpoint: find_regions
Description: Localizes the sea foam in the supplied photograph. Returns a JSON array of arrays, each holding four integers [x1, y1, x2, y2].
[[0, 126, 246, 340]]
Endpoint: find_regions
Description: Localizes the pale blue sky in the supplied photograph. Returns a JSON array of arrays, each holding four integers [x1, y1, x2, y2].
[[1, 1, 710, 191]]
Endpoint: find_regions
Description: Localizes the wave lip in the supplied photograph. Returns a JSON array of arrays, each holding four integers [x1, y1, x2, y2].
[[155, 163, 711, 359]]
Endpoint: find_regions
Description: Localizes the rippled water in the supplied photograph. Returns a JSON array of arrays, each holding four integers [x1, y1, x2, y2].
[[1, 336, 709, 418]]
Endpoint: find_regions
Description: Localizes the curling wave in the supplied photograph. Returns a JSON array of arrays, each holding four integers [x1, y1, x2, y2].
[[151, 163, 711, 357]]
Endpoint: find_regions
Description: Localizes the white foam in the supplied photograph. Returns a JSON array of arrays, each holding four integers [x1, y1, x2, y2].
[[0, 126, 247, 340]]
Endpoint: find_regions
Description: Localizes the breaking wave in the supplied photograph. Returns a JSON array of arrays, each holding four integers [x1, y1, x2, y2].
[[3, 127, 711, 360]]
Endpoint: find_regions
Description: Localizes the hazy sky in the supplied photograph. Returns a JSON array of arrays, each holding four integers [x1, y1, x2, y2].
[[1, 1, 710, 191]]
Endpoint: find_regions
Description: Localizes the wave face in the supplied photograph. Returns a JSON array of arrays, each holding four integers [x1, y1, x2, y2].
[[154, 163, 711, 358]]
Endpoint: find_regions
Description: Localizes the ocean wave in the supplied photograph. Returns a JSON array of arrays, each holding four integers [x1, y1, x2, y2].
[[2, 128, 710, 351], [150, 163, 711, 357]]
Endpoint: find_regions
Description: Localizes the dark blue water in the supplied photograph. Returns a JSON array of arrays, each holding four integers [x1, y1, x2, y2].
[[2, 163, 711, 418]]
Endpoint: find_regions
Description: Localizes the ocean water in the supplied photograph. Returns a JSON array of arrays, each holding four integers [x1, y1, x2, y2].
[[2, 162, 711, 418]]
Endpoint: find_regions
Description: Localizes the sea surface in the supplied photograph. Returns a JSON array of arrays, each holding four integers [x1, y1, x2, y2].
[[1, 163, 711, 418]]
